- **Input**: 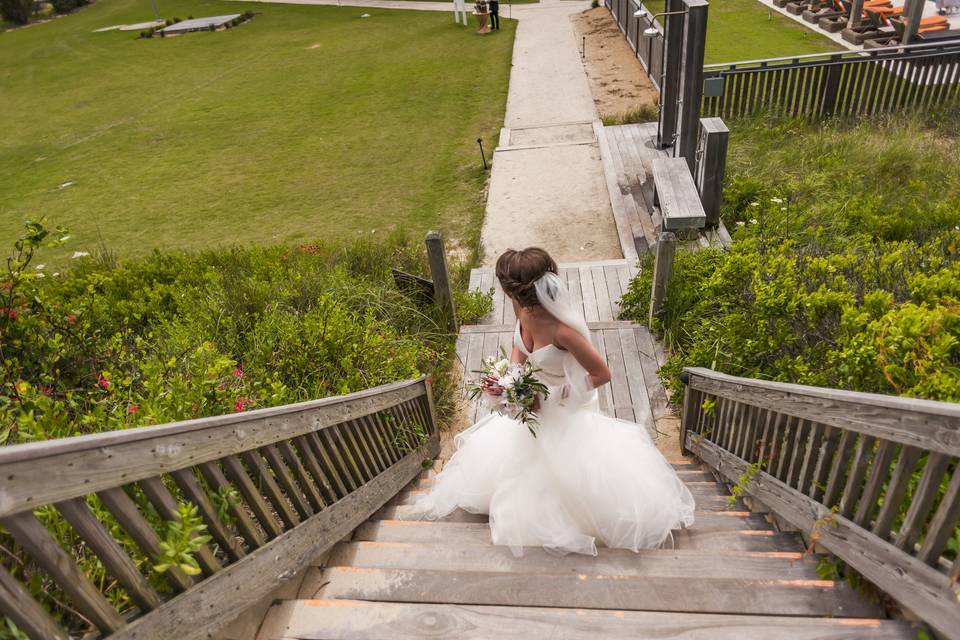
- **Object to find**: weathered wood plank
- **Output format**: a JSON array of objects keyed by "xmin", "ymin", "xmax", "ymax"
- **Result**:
[
  {"xmin": 259, "ymin": 600, "xmax": 913, "ymax": 640},
  {"xmin": 896, "ymin": 452, "xmax": 951, "ymax": 553},
  {"xmin": 109, "ymin": 437, "xmax": 438, "ymax": 640},
  {"xmin": 241, "ymin": 450, "xmax": 301, "ymax": 530},
  {"xmin": 276, "ymin": 440, "xmax": 326, "ymax": 512},
  {"xmin": 651, "ymin": 158, "xmax": 707, "ymax": 230},
  {"xmin": 56, "ymin": 497, "xmax": 162, "ymax": 612},
  {"xmin": 578, "ymin": 265, "xmax": 600, "ymax": 323},
  {"xmin": 170, "ymin": 467, "xmax": 247, "ymax": 562},
  {"xmin": 618, "ymin": 326, "xmax": 652, "ymax": 427},
  {"xmin": 139, "ymin": 475, "xmax": 221, "ymax": 575},
  {"xmin": 222, "ymin": 454, "xmax": 284, "ymax": 540},
  {"xmin": 318, "ymin": 565, "xmax": 880, "ymax": 618},
  {"xmin": 853, "ymin": 439, "xmax": 895, "ymax": 529},
  {"xmin": 97, "ymin": 486, "xmax": 193, "ymax": 592},
  {"xmin": 839, "ymin": 435, "xmax": 874, "ymax": 519},
  {"xmin": 0, "ymin": 563, "xmax": 69, "ymax": 640},
  {"xmin": 1, "ymin": 511, "xmax": 125, "ymax": 633},
  {"xmin": 689, "ymin": 434, "xmax": 960, "ymax": 640},
  {"xmin": 0, "ymin": 379, "xmax": 428, "ymax": 518},
  {"xmin": 198, "ymin": 461, "xmax": 266, "ymax": 549},
  {"xmin": 591, "ymin": 266, "xmax": 613, "ymax": 321},
  {"xmin": 686, "ymin": 367, "xmax": 960, "ymax": 456},
  {"xmin": 917, "ymin": 466, "xmax": 960, "ymax": 565},
  {"xmin": 823, "ymin": 428, "xmax": 856, "ymax": 509},
  {"xmin": 872, "ymin": 445, "xmax": 922, "ymax": 541}
]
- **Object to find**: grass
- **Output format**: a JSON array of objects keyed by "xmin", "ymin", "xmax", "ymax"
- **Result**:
[
  {"xmin": 703, "ymin": 0, "xmax": 842, "ymax": 63},
  {"xmin": 0, "ymin": 0, "xmax": 516, "ymax": 263}
]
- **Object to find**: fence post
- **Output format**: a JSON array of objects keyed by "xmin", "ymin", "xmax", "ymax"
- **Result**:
[
  {"xmin": 676, "ymin": 0, "xmax": 709, "ymax": 173},
  {"xmin": 648, "ymin": 232, "xmax": 677, "ymax": 327},
  {"xmin": 695, "ymin": 118, "xmax": 729, "ymax": 229},
  {"xmin": 658, "ymin": 0, "xmax": 686, "ymax": 148},
  {"xmin": 820, "ymin": 56, "xmax": 843, "ymax": 116},
  {"xmin": 425, "ymin": 231, "xmax": 458, "ymax": 333},
  {"xmin": 679, "ymin": 371, "xmax": 695, "ymax": 455}
]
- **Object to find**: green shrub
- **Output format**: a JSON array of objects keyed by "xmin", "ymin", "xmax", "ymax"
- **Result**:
[
  {"xmin": 600, "ymin": 103, "xmax": 659, "ymax": 126},
  {"xmin": 455, "ymin": 286, "xmax": 494, "ymax": 325},
  {"xmin": 0, "ymin": 220, "xmax": 463, "ymax": 636},
  {"xmin": 0, "ymin": 0, "xmax": 32, "ymax": 24},
  {"xmin": 49, "ymin": 0, "xmax": 77, "ymax": 13}
]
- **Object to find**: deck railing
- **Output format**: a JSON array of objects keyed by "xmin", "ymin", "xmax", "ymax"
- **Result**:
[
  {"xmin": 680, "ymin": 367, "xmax": 960, "ymax": 640},
  {"xmin": 0, "ymin": 377, "xmax": 439, "ymax": 640},
  {"xmin": 606, "ymin": 0, "xmax": 665, "ymax": 91},
  {"xmin": 701, "ymin": 42, "xmax": 960, "ymax": 119}
]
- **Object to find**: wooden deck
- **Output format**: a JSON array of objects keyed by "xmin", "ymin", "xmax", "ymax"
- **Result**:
[
  {"xmin": 597, "ymin": 121, "xmax": 731, "ymax": 258},
  {"xmin": 256, "ymin": 260, "xmax": 912, "ymax": 640}
]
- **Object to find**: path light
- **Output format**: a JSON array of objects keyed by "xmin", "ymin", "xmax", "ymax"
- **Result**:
[
  {"xmin": 634, "ymin": 7, "xmax": 688, "ymax": 38},
  {"xmin": 476, "ymin": 138, "xmax": 488, "ymax": 170}
]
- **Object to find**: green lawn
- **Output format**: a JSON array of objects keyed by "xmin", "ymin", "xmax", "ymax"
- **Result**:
[
  {"xmin": 0, "ymin": 0, "xmax": 515, "ymax": 262},
  {"xmin": 704, "ymin": 0, "xmax": 842, "ymax": 63}
]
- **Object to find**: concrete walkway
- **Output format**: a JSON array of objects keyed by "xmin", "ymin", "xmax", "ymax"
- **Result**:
[{"xmin": 239, "ymin": 0, "xmax": 622, "ymax": 264}]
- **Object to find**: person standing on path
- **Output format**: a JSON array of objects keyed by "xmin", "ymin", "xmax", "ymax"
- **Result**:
[{"xmin": 489, "ymin": 0, "xmax": 500, "ymax": 30}]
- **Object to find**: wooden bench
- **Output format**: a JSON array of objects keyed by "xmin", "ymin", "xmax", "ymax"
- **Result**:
[{"xmin": 651, "ymin": 158, "xmax": 707, "ymax": 232}]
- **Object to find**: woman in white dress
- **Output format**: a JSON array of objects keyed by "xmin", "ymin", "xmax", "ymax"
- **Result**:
[{"xmin": 413, "ymin": 248, "xmax": 695, "ymax": 557}]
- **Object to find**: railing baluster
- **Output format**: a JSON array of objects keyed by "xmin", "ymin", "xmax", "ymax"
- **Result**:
[
  {"xmin": 170, "ymin": 468, "xmax": 247, "ymax": 561},
  {"xmin": 198, "ymin": 461, "xmax": 266, "ymax": 548},
  {"xmin": 852, "ymin": 439, "xmax": 896, "ymax": 528},
  {"xmin": 319, "ymin": 427, "xmax": 361, "ymax": 492},
  {"xmin": 289, "ymin": 435, "xmax": 337, "ymax": 507},
  {"xmin": 809, "ymin": 425, "xmax": 838, "ymax": 501},
  {"xmin": 260, "ymin": 444, "xmax": 314, "ymax": 519},
  {"xmin": 341, "ymin": 420, "xmax": 376, "ymax": 482},
  {"xmin": 785, "ymin": 419, "xmax": 810, "ymax": 488},
  {"xmin": 839, "ymin": 435, "xmax": 874, "ymax": 518},
  {"xmin": 872, "ymin": 445, "xmax": 922, "ymax": 541},
  {"xmin": 916, "ymin": 467, "xmax": 960, "ymax": 565},
  {"xmin": 139, "ymin": 476, "xmax": 221, "ymax": 575},
  {"xmin": 307, "ymin": 431, "xmax": 351, "ymax": 498},
  {"xmin": 1, "ymin": 511, "xmax": 125, "ymax": 634},
  {"xmin": 796, "ymin": 421, "xmax": 824, "ymax": 494},
  {"xmin": 56, "ymin": 497, "xmax": 163, "ymax": 612},
  {"xmin": 240, "ymin": 450, "xmax": 300, "ymax": 529},
  {"xmin": 895, "ymin": 452, "xmax": 951, "ymax": 552},
  {"xmin": 221, "ymin": 455, "xmax": 284, "ymax": 539},
  {"xmin": 0, "ymin": 563, "xmax": 69, "ymax": 640},
  {"xmin": 276, "ymin": 440, "xmax": 326, "ymax": 512},
  {"xmin": 774, "ymin": 416, "xmax": 796, "ymax": 480},
  {"xmin": 823, "ymin": 429, "xmax": 856, "ymax": 509}
]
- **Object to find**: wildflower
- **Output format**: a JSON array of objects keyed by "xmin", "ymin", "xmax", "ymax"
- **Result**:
[
  {"xmin": 771, "ymin": 197, "xmax": 783, "ymax": 204},
  {"xmin": 40, "ymin": 386, "xmax": 53, "ymax": 396},
  {"xmin": 97, "ymin": 374, "xmax": 110, "ymax": 391},
  {"xmin": 35, "ymin": 264, "xmax": 45, "ymax": 270},
  {"xmin": 781, "ymin": 207, "xmax": 787, "ymax": 211},
  {"xmin": 234, "ymin": 397, "xmax": 249, "ymax": 412},
  {"xmin": 750, "ymin": 202, "xmax": 759, "ymax": 207},
  {"xmin": 66, "ymin": 314, "xmax": 77, "ymax": 324},
  {"xmin": 736, "ymin": 221, "xmax": 746, "ymax": 227},
  {"xmin": 127, "ymin": 404, "xmax": 140, "ymax": 414},
  {"xmin": 71, "ymin": 251, "xmax": 90, "ymax": 259},
  {"xmin": 3, "ymin": 308, "xmax": 18, "ymax": 320},
  {"xmin": 233, "ymin": 364, "xmax": 244, "ymax": 379},
  {"xmin": 426, "ymin": 375, "xmax": 434, "ymax": 386},
  {"xmin": 750, "ymin": 219, "xmax": 758, "ymax": 225},
  {"xmin": 35, "ymin": 273, "xmax": 45, "ymax": 279}
]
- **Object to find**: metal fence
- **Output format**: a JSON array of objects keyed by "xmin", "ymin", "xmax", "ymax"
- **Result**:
[
  {"xmin": 701, "ymin": 42, "xmax": 960, "ymax": 119},
  {"xmin": 606, "ymin": 0, "xmax": 665, "ymax": 91}
]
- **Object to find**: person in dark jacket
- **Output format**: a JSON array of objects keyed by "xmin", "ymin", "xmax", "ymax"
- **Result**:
[{"xmin": 489, "ymin": 0, "xmax": 500, "ymax": 30}]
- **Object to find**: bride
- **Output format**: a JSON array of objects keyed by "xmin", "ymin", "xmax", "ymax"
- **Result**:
[{"xmin": 413, "ymin": 247, "xmax": 695, "ymax": 557}]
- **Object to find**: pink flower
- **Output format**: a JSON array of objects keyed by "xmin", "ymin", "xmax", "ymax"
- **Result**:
[
  {"xmin": 97, "ymin": 374, "xmax": 110, "ymax": 391},
  {"xmin": 127, "ymin": 404, "xmax": 139, "ymax": 414},
  {"xmin": 234, "ymin": 397, "xmax": 249, "ymax": 413},
  {"xmin": 39, "ymin": 386, "xmax": 53, "ymax": 396},
  {"xmin": 233, "ymin": 365, "xmax": 244, "ymax": 379},
  {"xmin": 66, "ymin": 314, "xmax": 77, "ymax": 324}
]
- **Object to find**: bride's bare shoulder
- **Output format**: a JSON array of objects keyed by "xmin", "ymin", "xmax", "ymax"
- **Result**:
[{"xmin": 553, "ymin": 321, "xmax": 585, "ymax": 348}]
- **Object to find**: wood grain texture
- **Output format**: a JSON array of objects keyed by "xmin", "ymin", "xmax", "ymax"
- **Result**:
[
  {"xmin": 0, "ymin": 563, "xmax": 68, "ymax": 640},
  {"xmin": 0, "ymin": 379, "xmax": 427, "ymax": 518},
  {"xmin": 109, "ymin": 436, "xmax": 438, "ymax": 640},
  {"xmin": 689, "ymin": 433, "xmax": 960, "ymax": 640}
]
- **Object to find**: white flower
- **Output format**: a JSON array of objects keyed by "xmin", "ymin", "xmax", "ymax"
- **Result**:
[
  {"xmin": 771, "ymin": 197, "xmax": 783, "ymax": 204},
  {"xmin": 781, "ymin": 207, "xmax": 787, "ymax": 211},
  {"xmin": 72, "ymin": 251, "xmax": 90, "ymax": 259},
  {"xmin": 749, "ymin": 219, "xmax": 758, "ymax": 225},
  {"xmin": 493, "ymin": 358, "xmax": 510, "ymax": 375},
  {"xmin": 35, "ymin": 264, "xmax": 45, "ymax": 270},
  {"xmin": 53, "ymin": 272, "xmax": 60, "ymax": 277},
  {"xmin": 750, "ymin": 202, "xmax": 759, "ymax": 207},
  {"xmin": 35, "ymin": 273, "xmax": 45, "ymax": 278},
  {"xmin": 736, "ymin": 221, "xmax": 745, "ymax": 227}
]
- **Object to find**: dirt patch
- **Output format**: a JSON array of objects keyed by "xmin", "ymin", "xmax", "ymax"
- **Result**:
[{"xmin": 572, "ymin": 7, "xmax": 658, "ymax": 119}]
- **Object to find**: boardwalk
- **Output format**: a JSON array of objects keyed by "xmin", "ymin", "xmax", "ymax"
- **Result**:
[{"xmin": 255, "ymin": 260, "xmax": 912, "ymax": 639}]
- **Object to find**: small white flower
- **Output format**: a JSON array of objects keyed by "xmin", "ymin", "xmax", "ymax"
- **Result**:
[
  {"xmin": 35, "ymin": 273, "xmax": 45, "ymax": 278},
  {"xmin": 72, "ymin": 251, "xmax": 90, "ymax": 259},
  {"xmin": 35, "ymin": 264, "xmax": 45, "ymax": 270},
  {"xmin": 53, "ymin": 272, "xmax": 60, "ymax": 277},
  {"xmin": 736, "ymin": 221, "xmax": 745, "ymax": 227},
  {"xmin": 771, "ymin": 197, "xmax": 783, "ymax": 204},
  {"xmin": 781, "ymin": 207, "xmax": 787, "ymax": 211},
  {"xmin": 749, "ymin": 219, "xmax": 758, "ymax": 225},
  {"xmin": 750, "ymin": 202, "xmax": 759, "ymax": 207}
]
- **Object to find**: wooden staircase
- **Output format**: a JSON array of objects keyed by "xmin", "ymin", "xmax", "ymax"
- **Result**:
[
  {"xmin": 255, "ymin": 259, "xmax": 914, "ymax": 640},
  {"xmin": 256, "ymin": 461, "xmax": 914, "ymax": 639}
]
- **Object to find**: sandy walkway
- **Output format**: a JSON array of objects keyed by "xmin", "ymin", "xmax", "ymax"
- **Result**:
[{"xmin": 480, "ymin": 0, "xmax": 621, "ymax": 264}]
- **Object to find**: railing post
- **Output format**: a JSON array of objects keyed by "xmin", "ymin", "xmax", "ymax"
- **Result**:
[
  {"xmin": 679, "ymin": 371, "xmax": 695, "ymax": 456},
  {"xmin": 695, "ymin": 117, "xmax": 728, "ymax": 229},
  {"xmin": 820, "ymin": 56, "xmax": 843, "ymax": 117},
  {"xmin": 658, "ymin": 0, "xmax": 686, "ymax": 149},
  {"xmin": 648, "ymin": 231, "xmax": 677, "ymax": 326},
  {"xmin": 425, "ymin": 231, "xmax": 458, "ymax": 333},
  {"xmin": 676, "ymin": 0, "xmax": 709, "ymax": 173}
]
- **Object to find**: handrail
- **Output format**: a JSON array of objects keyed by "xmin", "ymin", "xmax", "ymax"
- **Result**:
[
  {"xmin": 703, "ymin": 40, "xmax": 960, "ymax": 70},
  {"xmin": 680, "ymin": 367, "xmax": 960, "ymax": 639},
  {"xmin": 0, "ymin": 377, "xmax": 440, "ymax": 640}
]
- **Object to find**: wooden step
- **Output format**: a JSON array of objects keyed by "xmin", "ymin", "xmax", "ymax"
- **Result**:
[
  {"xmin": 352, "ymin": 521, "xmax": 802, "ymax": 552},
  {"xmin": 314, "ymin": 566, "xmax": 881, "ymax": 618},
  {"xmin": 322, "ymin": 541, "xmax": 820, "ymax": 580},
  {"xmin": 374, "ymin": 506, "xmax": 772, "ymax": 531},
  {"xmin": 393, "ymin": 490, "xmax": 746, "ymax": 512},
  {"xmin": 393, "ymin": 483, "xmax": 729, "ymax": 507},
  {"xmin": 411, "ymin": 468, "xmax": 718, "ymax": 490},
  {"xmin": 258, "ymin": 600, "xmax": 915, "ymax": 640}
]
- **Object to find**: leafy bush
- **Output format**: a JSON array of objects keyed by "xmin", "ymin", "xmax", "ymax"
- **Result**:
[
  {"xmin": 455, "ymin": 286, "xmax": 494, "ymax": 324},
  {"xmin": 49, "ymin": 0, "xmax": 77, "ymax": 13},
  {"xmin": 0, "ymin": 0, "xmax": 32, "ymax": 24},
  {"xmin": 0, "ymin": 220, "xmax": 462, "ymax": 637}
]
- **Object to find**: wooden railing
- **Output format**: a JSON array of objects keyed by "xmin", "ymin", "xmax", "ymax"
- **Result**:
[
  {"xmin": 680, "ymin": 367, "xmax": 960, "ymax": 639},
  {"xmin": 606, "ymin": 0, "xmax": 665, "ymax": 91},
  {"xmin": 701, "ymin": 42, "xmax": 960, "ymax": 120},
  {"xmin": 0, "ymin": 377, "xmax": 439, "ymax": 640}
]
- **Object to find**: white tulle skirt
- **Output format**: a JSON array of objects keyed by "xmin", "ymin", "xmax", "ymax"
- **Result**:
[{"xmin": 412, "ymin": 402, "xmax": 696, "ymax": 557}]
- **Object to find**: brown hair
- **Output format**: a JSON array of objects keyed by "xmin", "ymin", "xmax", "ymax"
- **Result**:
[{"xmin": 495, "ymin": 248, "xmax": 558, "ymax": 308}]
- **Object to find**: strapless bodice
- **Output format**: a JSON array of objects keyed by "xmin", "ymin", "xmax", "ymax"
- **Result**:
[{"xmin": 514, "ymin": 322, "xmax": 567, "ymax": 386}]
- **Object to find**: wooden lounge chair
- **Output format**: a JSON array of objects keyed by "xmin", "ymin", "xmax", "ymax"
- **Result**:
[
  {"xmin": 886, "ymin": 14, "xmax": 955, "ymax": 40},
  {"xmin": 820, "ymin": 0, "xmax": 892, "ymax": 32},
  {"xmin": 872, "ymin": 9, "xmax": 950, "ymax": 31},
  {"xmin": 802, "ymin": 0, "xmax": 846, "ymax": 23}
]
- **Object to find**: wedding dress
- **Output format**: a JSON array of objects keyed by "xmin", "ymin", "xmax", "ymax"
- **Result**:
[{"xmin": 412, "ymin": 273, "xmax": 696, "ymax": 557}]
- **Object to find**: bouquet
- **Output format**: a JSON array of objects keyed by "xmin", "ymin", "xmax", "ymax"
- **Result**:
[{"xmin": 466, "ymin": 351, "xmax": 549, "ymax": 436}]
